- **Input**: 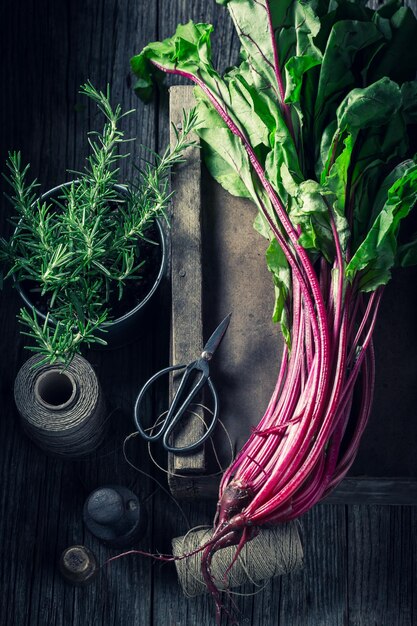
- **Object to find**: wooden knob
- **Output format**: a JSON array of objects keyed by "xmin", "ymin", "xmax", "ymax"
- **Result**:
[{"xmin": 59, "ymin": 545, "xmax": 98, "ymax": 584}]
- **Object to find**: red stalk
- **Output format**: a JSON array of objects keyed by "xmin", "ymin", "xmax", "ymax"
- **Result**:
[
  {"xmin": 146, "ymin": 27, "xmax": 385, "ymax": 621},
  {"xmin": 262, "ymin": 0, "xmax": 295, "ymax": 138}
]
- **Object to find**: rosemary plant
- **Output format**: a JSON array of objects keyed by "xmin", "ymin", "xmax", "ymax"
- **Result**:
[{"xmin": 1, "ymin": 82, "xmax": 197, "ymax": 365}]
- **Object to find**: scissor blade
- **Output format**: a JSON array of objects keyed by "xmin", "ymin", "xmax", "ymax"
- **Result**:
[{"xmin": 203, "ymin": 313, "xmax": 232, "ymax": 357}]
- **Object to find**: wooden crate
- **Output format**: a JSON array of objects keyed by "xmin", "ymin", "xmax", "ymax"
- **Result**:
[{"xmin": 168, "ymin": 86, "xmax": 417, "ymax": 505}]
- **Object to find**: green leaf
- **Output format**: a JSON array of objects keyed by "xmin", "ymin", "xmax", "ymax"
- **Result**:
[
  {"xmin": 320, "ymin": 78, "xmax": 404, "ymax": 253},
  {"xmin": 335, "ymin": 77, "xmax": 402, "ymax": 133},
  {"xmin": 222, "ymin": 0, "xmax": 286, "ymax": 99},
  {"xmin": 253, "ymin": 212, "xmax": 271, "ymax": 240},
  {"xmin": 401, "ymin": 81, "xmax": 417, "ymax": 126},
  {"xmin": 397, "ymin": 236, "xmax": 417, "ymax": 268},
  {"xmin": 271, "ymin": 0, "xmax": 322, "ymax": 68},
  {"xmin": 265, "ymin": 238, "xmax": 291, "ymax": 345},
  {"xmin": 195, "ymin": 94, "xmax": 258, "ymax": 201},
  {"xmin": 285, "ymin": 175, "xmax": 335, "ymax": 260},
  {"xmin": 131, "ymin": 22, "xmax": 217, "ymax": 93},
  {"xmin": 131, "ymin": 0, "xmax": 417, "ymax": 306},
  {"xmin": 219, "ymin": 0, "xmax": 322, "ymax": 106},
  {"xmin": 368, "ymin": 6, "xmax": 417, "ymax": 85},
  {"xmin": 372, "ymin": 159, "xmax": 416, "ymax": 224},
  {"xmin": 346, "ymin": 163, "xmax": 417, "ymax": 290},
  {"xmin": 314, "ymin": 19, "xmax": 385, "ymax": 140},
  {"xmin": 285, "ymin": 55, "xmax": 322, "ymax": 105},
  {"xmin": 202, "ymin": 140, "xmax": 252, "ymax": 199}
]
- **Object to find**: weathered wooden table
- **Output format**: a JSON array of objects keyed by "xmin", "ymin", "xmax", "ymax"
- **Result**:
[{"xmin": 0, "ymin": 1, "xmax": 416, "ymax": 625}]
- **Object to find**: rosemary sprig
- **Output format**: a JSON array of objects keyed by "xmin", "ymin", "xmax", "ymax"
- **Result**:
[
  {"xmin": 19, "ymin": 307, "xmax": 108, "ymax": 367},
  {"xmin": 2, "ymin": 82, "xmax": 198, "ymax": 364}
]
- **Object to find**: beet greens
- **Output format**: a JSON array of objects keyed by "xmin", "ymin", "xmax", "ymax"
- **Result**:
[{"xmin": 132, "ymin": 0, "xmax": 417, "ymax": 621}]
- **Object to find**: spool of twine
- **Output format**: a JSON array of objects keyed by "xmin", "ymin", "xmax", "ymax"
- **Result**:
[
  {"xmin": 172, "ymin": 522, "xmax": 303, "ymax": 597},
  {"xmin": 14, "ymin": 354, "xmax": 107, "ymax": 458}
]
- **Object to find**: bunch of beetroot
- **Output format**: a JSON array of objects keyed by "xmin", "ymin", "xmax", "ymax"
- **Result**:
[{"xmin": 132, "ymin": 0, "xmax": 417, "ymax": 621}]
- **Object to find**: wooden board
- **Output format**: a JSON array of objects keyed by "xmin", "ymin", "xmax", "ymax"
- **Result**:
[
  {"xmin": 169, "ymin": 86, "xmax": 417, "ymax": 504},
  {"xmin": 169, "ymin": 87, "xmax": 205, "ymax": 485},
  {"xmin": 1, "ymin": 2, "xmax": 417, "ymax": 626}
]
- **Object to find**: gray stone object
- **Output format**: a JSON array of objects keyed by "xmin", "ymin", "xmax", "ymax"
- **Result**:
[{"xmin": 83, "ymin": 486, "xmax": 146, "ymax": 548}]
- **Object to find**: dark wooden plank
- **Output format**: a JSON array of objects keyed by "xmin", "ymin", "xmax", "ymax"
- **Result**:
[
  {"xmin": 0, "ymin": 1, "xmax": 158, "ymax": 625},
  {"xmin": 169, "ymin": 85, "xmax": 205, "ymax": 477},
  {"xmin": 347, "ymin": 505, "xmax": 416, "ymax": 626},
  {"xmin": 413, "ymin": 508, "xmax": 417, "ymax": 626},
  {"xmin": 326, "ymin": 478, "xmax": 417, "ymax": 505},
  {"xmin": 351, "ymin": 265, "xmax": 417, "ymax": 480},
  {"xmin": 270, "ymin": 505, "xmax": 347, "ymax": 626},
  {"xmin": 201, "ymin": 169, "xmax": 283, "ymax": 455}
]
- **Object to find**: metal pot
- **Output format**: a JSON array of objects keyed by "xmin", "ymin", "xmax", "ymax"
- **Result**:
[{"xmin": 14, "ymin": 181, "xmax": 168, "ymax": 349}]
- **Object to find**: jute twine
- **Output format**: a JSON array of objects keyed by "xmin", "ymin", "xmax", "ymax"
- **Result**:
[
  {"xmin": 14, "ymin": 354, "xmax": 106, "ymax": 458},
  {"xmin": 172, "ymin": 523, "xmax": 303, "ymax": 597}
]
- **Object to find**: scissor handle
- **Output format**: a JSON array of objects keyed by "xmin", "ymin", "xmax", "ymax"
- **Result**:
[
  {"xmin": 162, "ymin": 376, "xmax": 219, "ymax": 454},
  {"xmin": 133, "ymin": 361, "xmax": 219, "ymax": 454},
  {"xmin": 133, "ymin": 364, "xmax": 186, "ymax": 441}
]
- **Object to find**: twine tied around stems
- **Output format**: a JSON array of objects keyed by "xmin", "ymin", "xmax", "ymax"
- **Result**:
[{"xmin": 172, "ymin": 523, "xmax": 303, "ymax": 597}]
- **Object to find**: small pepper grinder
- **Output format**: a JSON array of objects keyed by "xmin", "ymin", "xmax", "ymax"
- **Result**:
[
  {"xmin": 83, "ymin": 485, "xmax": 146, "ymax": 548},
  {"xmin": 59, "ymin": 545, "xmax": 98, "ymax": 585}
]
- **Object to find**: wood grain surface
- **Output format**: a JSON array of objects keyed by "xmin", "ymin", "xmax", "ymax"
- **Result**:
[
  {"xmin": 169, "ymin": 86, "xmax": 205, "ymax": 476},
  {"xmin": 0, "ymin": 1, "xmax": 416, "ymax": 625}
]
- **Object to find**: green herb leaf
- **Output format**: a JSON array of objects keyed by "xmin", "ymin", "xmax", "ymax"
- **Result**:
[{"xmin": 2, "ymin": 83, "xmax": 197, "ymax": 365}]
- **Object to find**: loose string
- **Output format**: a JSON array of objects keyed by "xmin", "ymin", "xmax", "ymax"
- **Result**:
[
  {"xmin": 121, "ymin": 407, "xmax": 234, "ymax": 527},
  {"xmin": 140, "ymin": 403, "xmax": 235, "ymax": 479},
  {"xmin": 123, "ymin": 431, "xmax": 191, "ymax": 528},
  {"xmin": 103, "ymin": 406, "xmax": 236, "ymax": 566}
]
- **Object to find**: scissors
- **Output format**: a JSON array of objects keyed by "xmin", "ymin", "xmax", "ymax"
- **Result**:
[{"xmin": 133, "ymin": 313, "xmax": 231, "ymax": 455}]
